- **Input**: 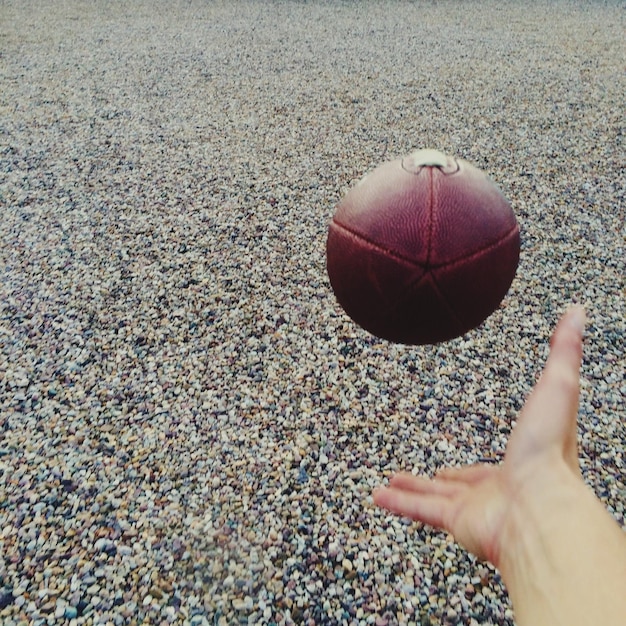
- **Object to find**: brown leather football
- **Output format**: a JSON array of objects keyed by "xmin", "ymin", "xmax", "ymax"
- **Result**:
[{"xmin": 326, "ymin": 149, "xmax": 520, "ymax": 345}]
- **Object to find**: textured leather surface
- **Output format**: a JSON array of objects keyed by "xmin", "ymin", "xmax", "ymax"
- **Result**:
[{"xmin": 326, "ymin": 154, "xmax": 520, "ymax": 344}]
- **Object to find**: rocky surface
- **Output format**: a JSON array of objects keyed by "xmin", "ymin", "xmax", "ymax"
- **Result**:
[{"xmin": 1, "ymin": 1, "xmax": 624, "ymax": 624}]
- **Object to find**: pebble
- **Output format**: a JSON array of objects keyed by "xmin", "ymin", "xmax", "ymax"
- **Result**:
[
  {"xmin": 0, "ymin": 2, "xmax": 623, "ymax": 626},
  {"xmin": 64, "ymin": 606, "xmax": 78, "ymax": 619}
]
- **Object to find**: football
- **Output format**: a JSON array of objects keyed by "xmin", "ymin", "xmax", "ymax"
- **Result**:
[{"xmin": 326, "ymin": 149, "xmax": 520, "ymax": 345}]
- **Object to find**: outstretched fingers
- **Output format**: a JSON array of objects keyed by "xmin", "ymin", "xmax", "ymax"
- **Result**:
[
  {"xmin": 436, "ymin": 464, "xmax": 495, "ymax": 485},
  {"xmin": 388, "ymin": 465, "xmax": 496, "ymax": 492},
  {"xmin": 387, "ymin": 472, "xmax": 462, "ymax": 496},
  {"xmin": 373, "ymin": 467, "xmax": 494, "ymax": 529},
  {"xmin": 373, "ymin": 484, "xmax": 454, "ymax": 529}
]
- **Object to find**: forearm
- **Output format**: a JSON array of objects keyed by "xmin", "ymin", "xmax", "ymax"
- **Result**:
[{"xmin": 499, "ymin": 465, "xmax": 626, "ymax": 626}]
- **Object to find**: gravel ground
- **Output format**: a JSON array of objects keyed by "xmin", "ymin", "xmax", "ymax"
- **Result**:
[{"xmin": 1, "ymin": 1, "xmax": 624, "ymax": 624}]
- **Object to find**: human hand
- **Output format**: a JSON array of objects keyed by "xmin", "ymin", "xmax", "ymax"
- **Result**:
[{"xmin": 373, "ymin": 306, "xmax": 586, "ymax": 568}]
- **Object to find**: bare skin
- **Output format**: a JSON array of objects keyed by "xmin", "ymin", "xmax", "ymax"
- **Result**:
[{"xmin": 374, "ymin": 307, "xmax": 626, "ymax": 625}]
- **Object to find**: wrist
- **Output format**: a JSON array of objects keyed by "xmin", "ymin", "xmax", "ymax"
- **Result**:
[
  {"xmin": 496, "ymin": 461, "xmax": 626, "ymax": 626},
  {"xmin": 496, "ymin": 459, "xmax": 583, "ymax": 579}
]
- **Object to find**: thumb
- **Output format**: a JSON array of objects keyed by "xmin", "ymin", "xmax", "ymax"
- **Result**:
[{"xmin": 509, "ymin": 306, "xmax": 586, "ymax": 473}]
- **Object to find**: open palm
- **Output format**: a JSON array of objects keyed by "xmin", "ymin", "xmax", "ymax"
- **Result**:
[{"xmin": 373, "ymin": 306, "xmax": 586, "ymax": 569}]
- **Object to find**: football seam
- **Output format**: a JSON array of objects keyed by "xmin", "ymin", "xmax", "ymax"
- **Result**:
[
  {"xmin": 428, "ymin": 272, "xmax": 468, "ymax": 336},
  {"xmin": 330, "ymin": 219, "xmax": 427, "ymax": 269},
  {"xmin": 388, "ymin": 269, "xmax": 465, "ymax": 338},
  {"xmin": 426, "ymin": 167, "xmax": 434, "ymax": 267},
  {"xmin": 429, "ymin": 227, "xmax": 520, "ymax": 335},
  {"xmin": 330, "ymin": 219, "xmax": 519, "ymax": 271},
  {"xmin": 434, "ymin": 223, "xmax": 520, "ymax": 271}
]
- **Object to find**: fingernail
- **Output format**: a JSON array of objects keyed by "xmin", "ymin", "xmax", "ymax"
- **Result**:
[{"xmin": 567, "ymin": 306, "xmax": 586, "ymax": 333}]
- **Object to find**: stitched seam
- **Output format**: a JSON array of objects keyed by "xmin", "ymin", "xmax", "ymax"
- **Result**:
[
  {"xmin": 383, "ymin": 269, "xmax": 430, "ymax": 321},
  {"xmin": 431, "ymin": 223, "xmax": 520, "ymax": 270},
  {"xmin": 427, "ymin": 167, "xmax": 434, "ymax": 266},
  {"xmin": 430, "ymin": 273, "xmax": 466, "ymax": 332},
  {"xmin": 332, "ymin": 220, "xmax": 519, "ymax": 272},
  {"xmin": 330, "ymin": 219, "xmax": 426, "ymax": 269},
  {"xmin": 385, "ymin": 269, "xmax": 465, "ymax": 336}
]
